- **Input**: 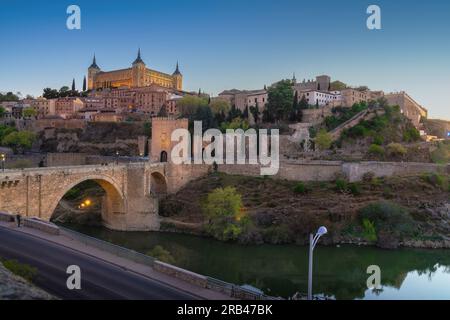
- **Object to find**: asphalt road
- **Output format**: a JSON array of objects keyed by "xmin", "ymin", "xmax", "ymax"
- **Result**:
[{"xmin": 0, "ymin": 226, "xmax": 199, "ymax": 300}]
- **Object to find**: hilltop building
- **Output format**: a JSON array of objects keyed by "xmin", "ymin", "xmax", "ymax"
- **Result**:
[
  {"xmin": 87, "ymin": 50, "xmax": 183, "ymax": 91},
  {"xmin": 385, "ymin": 91, "xmax": 428, "ymax": 129},
  {"xmin": 217, "ymin": 89, "xmax": 268, "ymax": 111}
]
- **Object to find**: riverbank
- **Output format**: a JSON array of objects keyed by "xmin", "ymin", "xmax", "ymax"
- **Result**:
[{"xmin": 159, "ymin": 172, "xmax": 449, "ymax": 249}]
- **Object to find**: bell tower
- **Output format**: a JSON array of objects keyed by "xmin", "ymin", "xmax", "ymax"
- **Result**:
[
  {"xmin": 132, "ymin": 48, "xmax": 146, "ymax": 87},
  {"xmin": 87, "ymin": 54, "xmax": 101, "ymax": 90},
  {"xmin": 172, "ymin": 61, "xmax": 183, "ymax": 90}
]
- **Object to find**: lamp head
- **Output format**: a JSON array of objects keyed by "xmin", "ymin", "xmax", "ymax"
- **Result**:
[{"xmin": 317, "ymin": 226, "xmax": 328, "ymax": 236}]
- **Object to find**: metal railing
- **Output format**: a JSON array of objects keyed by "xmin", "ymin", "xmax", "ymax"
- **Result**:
[
  {"xmin": 59, "ymin": 226, "xmax": 280, "ymax": 300},
  {"xmin": 59, "ymin": 226, "xmax": 155, "ymax": 267}
]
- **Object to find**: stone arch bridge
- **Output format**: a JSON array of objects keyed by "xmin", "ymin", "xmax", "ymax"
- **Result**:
[{"xmin": 0, "ymin": 162, "xmax": 209, "ymax": 231}]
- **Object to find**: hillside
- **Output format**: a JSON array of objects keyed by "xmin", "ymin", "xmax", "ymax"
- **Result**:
[{"xmin": 160, "ymin": 172, "xmax": 450, "ymax": 249}]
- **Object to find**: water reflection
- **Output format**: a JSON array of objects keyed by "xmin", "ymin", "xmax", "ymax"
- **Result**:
[{"xmin": 67, "ymin": 225, "xmax": 450, "ymax": 300}]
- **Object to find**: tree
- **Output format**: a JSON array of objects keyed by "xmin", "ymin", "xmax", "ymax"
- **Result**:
[
  {"xmin": 315, "ymin": 129, "xmax": 332, "ymax": 150},
  {"xmin": 143, "ymin": 121, "xmax": 152, "ymax": 137},
  {"xmin": 226, "ymin": 105, "xmax": 242, "ymax": 122},
  {"xmin": 71, "ymin": 79, "xmax": 76, "ymax": 91},
  {"xmin": 0, "ymin": 92, "xmax": 19, "ymax": 102},
  {"xmin": 0, "ymin": 107, "xmax": 5, "ymax": 118},
  {"xmin": 298, "ymin": 95, "xmax": 308, "ymax": 110},
  {"xmin": 242, "ymin": 106, "xmax": 249, "ymax": 119},
  {"xmin": 42, "ymin": 88, "xmax": 59, "ymax": 99},
  {"xmin": 330, "ymin": 81, "xmax": 347, "ymax": 91},
  {"xmin": 2, "ymin": 131, "xmax": 36, "ymax": 154},
  {"xmin": 249, "ymin": 103, "xmax": 260, "ymax": 124},
  {"xmin": 203, "ymin": 187, "xmax": 247, "ymax": 241},
  {"xmin": 59, "ymin": 86, "xmax": 70, "ymax": 98},
  {"xmin": 194, "ymin": 106, "xmax": 216, "ymax": 132},
  {"xmin": 289, "ymin": 91, "xmax": 299, "ymax": 121},
  {"xmin": 220, "ymin": 117, "xmax": 250, "ymax": 131},
  {"xmin": 214, "ymin": 110, "xmax": 226, "ymax": 126},
  {"xmin": 265, "ymin": 79, "xmax": 294, "ymax": 122},
  {"xmin": 82, "ymin": 76, "xmax": 87, "ymax": 92},
  {"xmin": 177, "ymin": 95, "xmax": 208, "ymax": 118},
  {"xmin": 23, "ymin": 107, "xmax": 37, "ymax": 118},
  {"xmin": 157, "ymin": 105, "xmax": 168, "ymax": 117},
  {"xmin": 262, "ymin": 107, "xmax": 274, "ymax": 123},
  {"xmin": 209, "ymin": 99, "xmax": 231, "ymax": 115},
  {"xmin": 0, "ymin": 124, "xmax": 16, "ymax": 142}
]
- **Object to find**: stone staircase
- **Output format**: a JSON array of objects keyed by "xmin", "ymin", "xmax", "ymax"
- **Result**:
[{"xmin": 329, "ymin": 108, "xmax": 384, "ymax": 141}]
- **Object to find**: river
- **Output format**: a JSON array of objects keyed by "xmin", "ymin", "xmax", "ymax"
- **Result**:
[{"xmin": 64, "ymin": 225, "xmax": 450, "ymax": 300}]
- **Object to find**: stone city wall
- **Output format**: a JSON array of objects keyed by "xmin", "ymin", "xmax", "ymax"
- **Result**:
[
  {"xmin": 343, "ymin": 161, "xmax": 448, "ymax": 182},
  {"xmin": 218, "ymin": 160, "xmax": 448, "ymax": 182}
]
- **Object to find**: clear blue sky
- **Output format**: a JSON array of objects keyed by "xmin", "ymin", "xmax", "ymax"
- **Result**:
[{"xmin": 0, "ymin": 0, "xmax": 449, "ymax": 119}]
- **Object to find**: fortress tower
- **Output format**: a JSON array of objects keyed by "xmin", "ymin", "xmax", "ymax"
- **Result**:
[
  {"xmin": 150, "ymin": 117, "xmax": 189, "ymax": 163},
  {"xmin": 87, "ymin": 54, "xmax": 101, "ymax": 90}
]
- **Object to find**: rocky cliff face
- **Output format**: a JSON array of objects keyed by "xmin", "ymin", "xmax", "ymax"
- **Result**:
[
  {"xmin": 0, "ymin": 264, "xmax": 54, "ymax": 300},
  {"xmin": 38, "ymin": 122, "xmax": 148, "ymax": 156}
]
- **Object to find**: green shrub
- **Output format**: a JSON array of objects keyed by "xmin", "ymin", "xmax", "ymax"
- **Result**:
[
  {"xmin": 262, "ymin": 225, "xmax": 292, "ymax": 244},
  {"xmin": 293, "ymin": 181, "xmax": 308, "ymax": 194},
  {"xmin": 203, "ymin": 187, "xmax": 248, "ymax": 241},
  {"xmin": 387, "ymin": 143, "xmax": 407, "ymax": 157},
  {"xmin": 315, "ymin": 129, "xmax": 333, "ymax": 150},
  {"xmin": 422, "ymin": 173, "xmax": 446, "ymax": 189},
  {"xmin": 348, "ymin": 183, "xmax": 361, "ymax": 196},
  {"xmin": 431, "ymin": 142, "xmax": 450, "ymax": 164},
  {"xmin": 359, "ymin": 201, "xmax": 415, "ymax": 237},
  {"xmin": 403, "ymin": 128, "xmax": 421, "ymax": 142},
  {"xmin": 147, "ymin": 245, "xmax": 175, "ymax": 264},
  {"xmin": 362, "ymin": 219, "xmax": 377, "ymax": 242},
  {"xmin": 362, "ymin": 172, "xmax": 375, "ymax": 183},
  {"xmin": 368, "ymin": 144, "xmax": 385, "ymax": 156},
  {"xmin": 335, "ymin": 179, "xmax": 348, "ymax": 192},
  {"xmin": 373, "ymin": 135, "xmax": 384, "ymax": 146},
  {"xmin": 1, "ymin": 259, "xmax": 38, "ymax": 282}
]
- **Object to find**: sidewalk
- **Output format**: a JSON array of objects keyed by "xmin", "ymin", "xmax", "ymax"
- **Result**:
[{"xmin": 0, "ymin": 220, "xmax": 232, "ymax": 300}]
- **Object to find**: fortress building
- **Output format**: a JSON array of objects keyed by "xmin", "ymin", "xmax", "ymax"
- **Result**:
[{"xmin": 87, "ymin": 49, "xmax": 183, "ymax": 91}]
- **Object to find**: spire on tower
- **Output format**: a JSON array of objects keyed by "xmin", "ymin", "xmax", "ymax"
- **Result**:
[
  {"xmin": 133, "ymin": 48, "xmax": 145, "ymax": 65},
  {"xmin": 173, "ymin": 61, "xmax": 182, "ymax": 75},
  {"xmin": 89, "ymin": 53, "xmax": 100, "ymax": 69}
]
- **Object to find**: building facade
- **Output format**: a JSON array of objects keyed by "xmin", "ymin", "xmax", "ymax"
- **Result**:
[
  {"xmin": 86, "ymin": 84, "xmax": 174, "ymax": 116},
  {"xmin": 32, "ymin": 98, "xmax": 56, "ymax": 118},
  {"xmin": 293, "ymin": 75, "xmax": 331, "ymax": 92},
  {"xmin": 385, "ymin": 91, "xmax": 428, "ymax": 128},
  {"xmin": 298, "ymin": 90, "xmax": 342, "ymax": 107},
  {"xmin": 217, "ymin": 88, "xmax": 268, "ymax": 111},
  {"xmin": 87, "ymin": 50, "xmax": 183, "ymax": 91},
  {"xmin": 54, "ymin": 97, "xmax": 85, "ymax": 119}
]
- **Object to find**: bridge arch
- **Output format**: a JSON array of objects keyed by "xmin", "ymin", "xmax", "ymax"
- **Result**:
[
  {"xmin": 150, "ymin": 171, "xmax": 167, "ymax": 197},
  {"xmin": 46, "ymin": 174, "xmax": 125, "ymax": 229}
]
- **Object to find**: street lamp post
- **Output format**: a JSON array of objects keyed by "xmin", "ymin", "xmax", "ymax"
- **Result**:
[
  {"xmin": 1, "ymin": 153, "xmax": 5, "ymax": 172},
  {"xmin": 115, "ymin": 151, "xmax": 119, "ymax": 165},
  {"xmin": 308, "ymin": 226, "xmax": 327, "ymax": 300}
]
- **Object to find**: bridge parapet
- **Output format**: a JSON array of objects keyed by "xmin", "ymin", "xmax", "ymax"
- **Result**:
[{"xmin": 0, "ymin": 161, "xmax": 208, "ymax": 231}]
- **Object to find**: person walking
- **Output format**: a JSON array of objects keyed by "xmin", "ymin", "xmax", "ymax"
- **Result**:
[{"xmin": 16, "ymin": 214, "xmax": 21, "ymax": 227}]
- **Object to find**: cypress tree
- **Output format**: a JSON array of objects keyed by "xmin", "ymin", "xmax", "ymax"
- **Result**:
[
  {"xmin": 72, "ymin": 78, "xmax": 76, "ymax": 91},
  {"xmin": 243, "ymin": 106, "xmax": 249, "ymax": 119},
  {"xmin": 83, "ymin": 76, "xmax": 87, "ymax": 92}
]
